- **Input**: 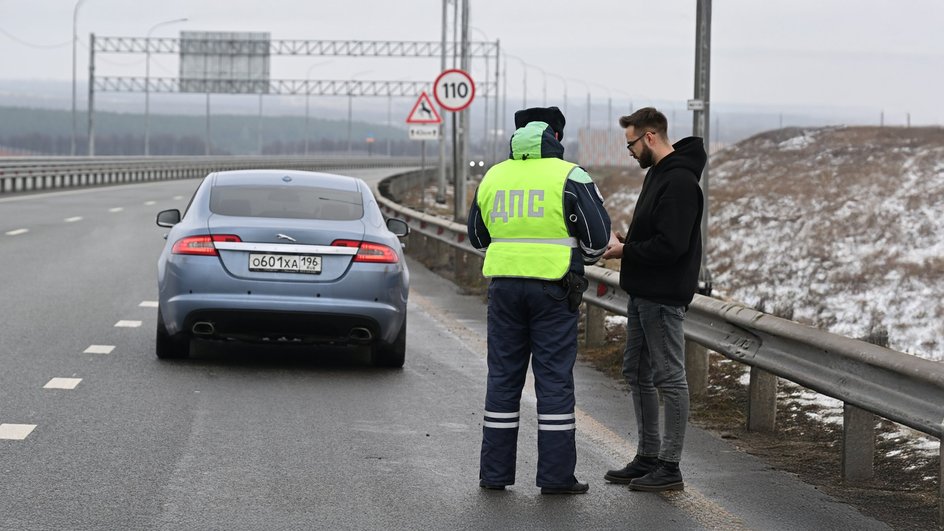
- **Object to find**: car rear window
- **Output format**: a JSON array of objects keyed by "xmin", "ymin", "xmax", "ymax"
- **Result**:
[{"xmin": 209, "ymin": 185, "xmax": 364, "ymax": 220}]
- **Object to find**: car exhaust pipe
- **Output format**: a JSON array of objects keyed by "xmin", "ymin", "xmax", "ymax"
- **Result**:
[
  {"xmin": 349, "ymin": 327, "xmax": 373, "ymax": 342},
  {"xmin": 192, "ymin": 321, "xmax": 215, "ymax": 336}
]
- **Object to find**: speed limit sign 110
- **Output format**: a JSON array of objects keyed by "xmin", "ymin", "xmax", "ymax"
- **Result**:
[{"xmin": 433, "ymin": 69, "xmax": 476, "ymax": 112}]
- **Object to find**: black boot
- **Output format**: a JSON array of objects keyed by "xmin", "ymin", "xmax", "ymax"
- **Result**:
[
  {"xmin": 540, "ymin": 479, "xmax": 590, "ymax": 495},
  {"xmin": 604, "ymin": 455, "xmax": 659, "ymax": 484},
  {"xmin": 628, "ymin": 460, "xmax": 684, "ymax": 491}
]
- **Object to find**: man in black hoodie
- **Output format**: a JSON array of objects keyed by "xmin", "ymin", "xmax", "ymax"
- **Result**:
[{"xmin": 601, "ymin": 107, "xmax": 706, "ymax": 492}]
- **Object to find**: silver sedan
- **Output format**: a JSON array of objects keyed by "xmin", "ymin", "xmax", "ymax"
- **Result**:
[{"xmin": 154, "ymin": 169, "xmax": 410, "ymax": 367}]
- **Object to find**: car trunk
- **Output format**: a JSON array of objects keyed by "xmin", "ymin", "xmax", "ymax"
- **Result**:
[{"xmin": 207, "ymin": 214, "xmax": 365, "ymax": 282}]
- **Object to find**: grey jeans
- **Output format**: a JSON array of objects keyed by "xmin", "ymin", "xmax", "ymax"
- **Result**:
[{"xmin": 622, "ymin": 295, "xmax": 689, "ymax": 463}]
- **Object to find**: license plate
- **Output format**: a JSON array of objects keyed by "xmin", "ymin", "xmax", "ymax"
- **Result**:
[{"xmin": 249, "ymin": 253, "xmax": 322, "ymax": 274}]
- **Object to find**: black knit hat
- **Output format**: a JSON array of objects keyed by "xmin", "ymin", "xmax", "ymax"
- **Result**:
[{"xmin": 514, "ymin": 106, "xmax": 566, "ymax": 140}]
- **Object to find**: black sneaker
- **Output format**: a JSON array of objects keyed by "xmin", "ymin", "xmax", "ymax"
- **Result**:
[
  {"xmin": 540, "ymin": 480, "xmax": 590, "ymax": 495},
  {"xmin": 628, "ymin": 460, "xmax": 684, "ymax": 492},
  {"xmin": 604, "ymin": 455, "xmax": 659, "ymax": 484}
]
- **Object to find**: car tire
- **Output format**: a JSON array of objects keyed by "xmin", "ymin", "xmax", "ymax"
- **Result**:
[
  {"xmin": 371, "ymin": 317, "xmax": 406, "ymax": 368},
  {"xmin": 156, "ymin": 308, "xmax": 190, "ymax": 359}
]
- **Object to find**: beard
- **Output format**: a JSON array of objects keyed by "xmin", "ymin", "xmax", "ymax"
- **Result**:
[{"xmin": 635, "ymin": 144, "xmax": 655, "ymax": 169}]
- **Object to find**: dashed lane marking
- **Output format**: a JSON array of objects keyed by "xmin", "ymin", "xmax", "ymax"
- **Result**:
[
  {"xmin": 139, "ymin": 301, "xmax": 159, "ymax": 308},
  {"xmin": 144, "ymin": 201, "xmax": 156, "ymax": 206},
  {"xmin": 5, "ymin": 228, "xmax": 28, "ymax": 236},
  {"xmin": 114, "ymin": 320, "xmax": 142, "ymax": 328},
  {"xmin": 173, "ymin": 196, "xmax": 184, "ymax": 200},
  {"xmin": 44, "ymin": 378, "xmax": 82, "ymax": 390},
  {"xmin": 83, "ymin": 345, "xmax": 115, "ymax": 354},
  {"xmin": 64, "ymin": 216, "xmax": 83, "ymax": 223},
  {"xmin": 108, "ymin": 207, "xmax": 124, "ymax": 213},
  {"xmin": 0, "ymin": 424, "xmax": 36, "ymax": 440}
]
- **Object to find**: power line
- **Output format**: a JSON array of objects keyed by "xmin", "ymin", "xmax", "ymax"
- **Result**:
[{"xmin": 0, "ymin": 26, "xmax": 70, "ymax": 49}]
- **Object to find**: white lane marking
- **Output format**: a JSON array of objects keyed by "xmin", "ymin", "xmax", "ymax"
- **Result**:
[
  {"xmin": 114, "ymin": 320, "xmax": 142, "ymax": 328},
  {"xmin": 108, "ymin": 207, "xmax": 124, "ymax": 213},
  {"xmin": 144, "ymin": 201, "xmax": 156, "ymax": 206},
  {"xmin": 64, "ymin": 216, "xmax": 83, "ymax": 223},
  {"xmin": 173, "ymin": 195, "xmax": 183, "ymax": 200},
  {"xmin": 139, "ymin": 301, "xmax": 159, "ymax": 308},
  {"xmin": 44, "ymin": 378, "xmax": 82, "ymax": 390},
  {"xmin": 83, "ymin": 345, "xmax": 115, "ymax": 354},
  {"xmin": 5, "ymin": 228, "xmax": 28, "ymax": 236},
  {"xmin": 0, "ymin": 424, "xmax": 36, "ymax": 440}
]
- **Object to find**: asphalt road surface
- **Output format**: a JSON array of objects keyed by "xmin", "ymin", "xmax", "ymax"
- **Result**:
[{"xmin": 0, "ymin": 169, "xmax": 890, "ymax": 530}]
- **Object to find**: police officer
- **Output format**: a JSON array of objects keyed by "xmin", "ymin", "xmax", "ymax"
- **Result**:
[{"xmin": 467, "ymin": 106, "xmax": 611, "ymax": 494}]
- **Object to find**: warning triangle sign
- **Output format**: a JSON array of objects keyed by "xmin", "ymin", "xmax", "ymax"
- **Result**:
[{"xmin": 406, "ymin": 92, "xmax": 442, "ymax": 124}]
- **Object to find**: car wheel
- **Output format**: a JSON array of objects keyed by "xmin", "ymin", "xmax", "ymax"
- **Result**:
[
  {"xmin": 371, "ymin": 317, "xmax": 406, "ymax": 368},
  {"xmin": 156, "ymin": 308, "xmax": 190, "ymax": 359}
]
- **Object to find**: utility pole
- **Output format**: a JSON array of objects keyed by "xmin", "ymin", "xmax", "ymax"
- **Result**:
[
  {"xmin": 455, "ymin": 0, "xmax": 470, "ymax": 223},
  {"xmin": 692, "ymin": 0, "xmax": 712, "ymax": 288},
  {"xmin": 87, "ymin": 33, "xmax": 95, "ymax": 156},
  {"xmin": 687, "ymin": 0, "xmax": 712, "ymax": 398},
  {"xmin": 436, "ymin": 0, "xmax": 448, "ymax": 203}
]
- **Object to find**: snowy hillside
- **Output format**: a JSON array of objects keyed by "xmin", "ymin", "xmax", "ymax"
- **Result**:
[{"xmin": 594, "ymin": 126, "xmax": 944, "ymax": 362}]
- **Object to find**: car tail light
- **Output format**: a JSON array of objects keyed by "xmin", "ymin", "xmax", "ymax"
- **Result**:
[
  {"xmin": 331, "ymin": 239, "xmax": 399, "ymax": 264},
  {"xmin": 172, "ymin": 234, "xmax": 241, "ymax": 256}
]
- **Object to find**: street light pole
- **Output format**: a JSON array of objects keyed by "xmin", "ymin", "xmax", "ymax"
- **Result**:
[
  {"xmin": 505, "ymin": 53, "xmax": 528, "ymax": 109},
  {"xmin": 531, "ymin": 64, "xmax": 547, "ymax": 107},
  {"xmin": 303, "ymin": 60, "xmax": 331, "ymax": 156},
  {"xmin": 591, "ymin": 82, "xmax": 612, "ymax": 130},
  {"xmin": 145, "ymin": 17, "xmax": 187, "ymax": 156},
  {"xmin": 547, "ymin": 72, "xmax": 568, "ymax": 117},
  {"xmin": 347, "ymin": 71, "xmax": 371, "ymax": 154},
  {"xmin": 569, "ymin": 78, "xmax": 591, "ymax": 132},
  {"xmin": 71, "ymin": 0, "xmax": 88, "ymax": 156}
]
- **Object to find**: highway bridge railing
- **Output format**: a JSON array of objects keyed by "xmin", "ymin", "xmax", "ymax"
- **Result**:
[
  {"xmin": 377, "ymin": 168, "xmax": 944, "ymax": 523},
  {"xmin": 0, "ymin": 155, "xmax": 422, "ymax": 195}
]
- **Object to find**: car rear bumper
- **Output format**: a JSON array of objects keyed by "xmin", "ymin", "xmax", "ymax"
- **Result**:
[{"xmin": 162, "ymin": 293, "xmax": 405, "ymax": 344}]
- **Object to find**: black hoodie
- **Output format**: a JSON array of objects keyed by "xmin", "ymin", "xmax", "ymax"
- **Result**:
[{"xmin": 620, "ymin": 137, "xmax": 707, "ymax": 306}]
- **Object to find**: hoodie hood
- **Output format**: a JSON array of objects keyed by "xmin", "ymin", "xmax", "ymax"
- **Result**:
[
  {"xmin": 656, "ymin": 136, "xmax": 707, "ymax": 181},
  {"xmin": 508, "ymin": 121, "xmax": 565, "ymax": 161}
]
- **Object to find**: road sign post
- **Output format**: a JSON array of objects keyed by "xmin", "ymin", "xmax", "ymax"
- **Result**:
[
  {"xmin": 406, "ymin": 92, "xmax": 444, "ymax": 212},
  {"xmin": 433, "ymin": 68, "xmax": 475, "ymax": 222}
]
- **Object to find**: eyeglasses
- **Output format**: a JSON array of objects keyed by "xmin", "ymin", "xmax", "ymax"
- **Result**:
[{"xmin": 626, "ymin": 131, "xmax": 650, "ymax": 151}]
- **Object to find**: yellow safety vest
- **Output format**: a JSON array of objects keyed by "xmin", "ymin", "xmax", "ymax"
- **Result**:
[{"xmin": 477, "ymin": 157, "xmax": 577, "ymax": 280}]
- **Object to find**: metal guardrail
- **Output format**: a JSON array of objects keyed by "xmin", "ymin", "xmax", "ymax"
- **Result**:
[
  {"xmin": 377, "ymin": 169, "xmax": 944, "ymax": 523},
  {"xmin": 0, "ymin": 156, "xmax": 422, "ymax": 195}
]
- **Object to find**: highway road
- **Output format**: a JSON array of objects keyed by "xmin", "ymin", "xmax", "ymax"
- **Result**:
[{"xmin": 0, "ymin": 169, "xmax": 890, "ymax": 530}]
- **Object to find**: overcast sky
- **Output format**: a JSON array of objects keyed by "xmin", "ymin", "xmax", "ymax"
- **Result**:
[{"xmin": 1, "ymin": 0, "xmax": 942, "ymax": 125}]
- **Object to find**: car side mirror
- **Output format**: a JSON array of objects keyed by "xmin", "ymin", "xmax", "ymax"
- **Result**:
[
  {"xmin": 156, "ymin": 209, "xmax": 181, "ymax": 228},
  {"xmin": 386, "ymin": 218, "xmax": 409, "ymax": 237}
]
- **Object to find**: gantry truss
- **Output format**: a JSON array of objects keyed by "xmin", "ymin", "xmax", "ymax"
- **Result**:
[
  {"xmin": 93, "ymin": 36, "xmax": 499, "ymax": 58},
  {"xmin": 94, "ymin": 77, "xmax": 497, "ymax": 97}
]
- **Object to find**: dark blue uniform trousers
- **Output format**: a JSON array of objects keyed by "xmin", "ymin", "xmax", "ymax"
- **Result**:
[{"xmin": 480, "ymin": 277, "xmax": 579, "ymax": 488}]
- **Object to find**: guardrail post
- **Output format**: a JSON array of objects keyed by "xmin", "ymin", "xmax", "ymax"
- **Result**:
[
  {"xmin": 685, "ymin": 341, "xmax": 709, "ymax": 400},
  {"xmin": 407, "ymin": 232, "xmax": 428, "ymax": 262},
  {"xmin": 584, "ymin": 304, "xmax": 606, "ymax": 348},
  {"xmin": 453, "ymin": 249, "xmax": 483, "ymax": 294},
  {"xmin": 428, "ymin": 237, "xmax": 451, "ymax": 272},
  {"xmin": 840, "ymin": 403, "xmax": 875, "ymax": 482},
  {"xmin": 747, "ymin": 366, "xmax": 778, "ymax": 432}
]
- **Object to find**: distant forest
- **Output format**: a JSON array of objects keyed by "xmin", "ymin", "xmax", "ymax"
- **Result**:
[{"xmin": 0, "ymin": 106, "xmax": 432, "ymax": 156}]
